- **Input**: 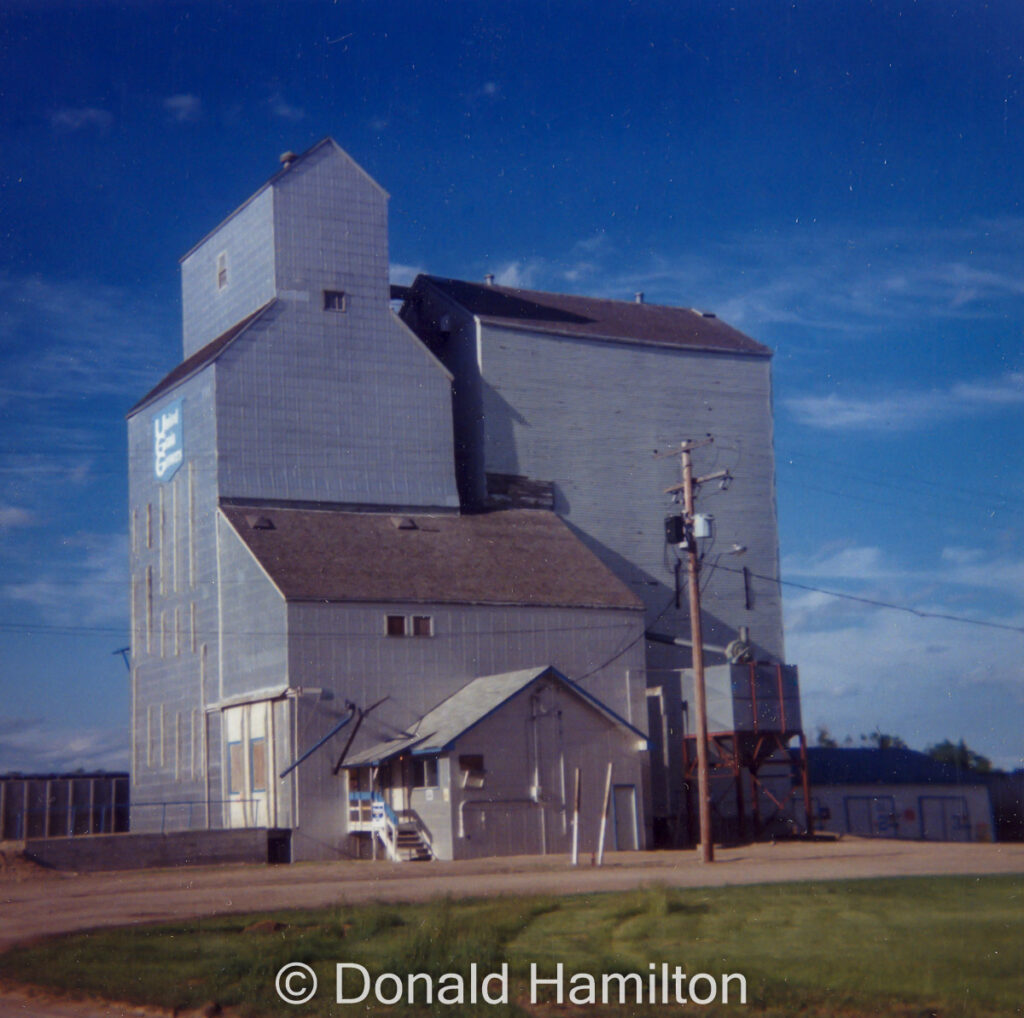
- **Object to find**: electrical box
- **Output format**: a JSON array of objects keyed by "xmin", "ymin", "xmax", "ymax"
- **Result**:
[
  {"xmin": 664, "ymin": 515, "xmax": 685, "ymax": 544},
  {"xmin": 693, "ymin": 513, "xmax": 714, "ymax": 540}
]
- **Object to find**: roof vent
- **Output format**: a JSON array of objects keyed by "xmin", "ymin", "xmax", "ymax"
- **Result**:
[
  {"xmin": 246, "ymin": 515, "xmax": 275, "ymax": 530},
  {"xmin": 484, "ymin": 273, "xmax": 495, "ymax": 286},
  {"xmin": 390, "ymin": 516, "xmax": 418, "ymax": 530},
  {"xmin": 702, "ymin": 311, "xmax": 716, "ymax": 318},
  {"xmin": 634, "ymin": 291, "xmax": 644, "ymax": 304},
  {"xmin": 279, "ymin": 151, "xmax": 297, "ymax": 169}
]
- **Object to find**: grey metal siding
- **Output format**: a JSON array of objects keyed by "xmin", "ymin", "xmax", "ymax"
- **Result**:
[
  {"xmin": 214, "ymin": 309, "xmax": 458, "ymax": 509},
  {"xmin": 128, "ymin": 370, "xmax": 220, "ymax": 831},
  {"xmin": 215, "ymin": 513, "xmax": 288, "ymax": 702},
  {"xmin": 272, "ymin": 141, "xmax": 390, "ymax": 307},
  {"xmin": 181, "ymin": 188, "xmax": 276, "ymax": 358},
  {"xmin": 211, "ymin": 146, "xmax": 459, "ymax": 510},
  {"xmin": 283, "ymin": 600, "xmax": 646, "ymax": 860},
  {"xmin": 447, "ymin": 679, "xmax": 647, "ymax": 860},
  {"xmin": 286, "ymin": 601, "xmax": 646, "ymax": 733},
  {"xmin": 474, "ymin": 323, "xmax": 784, "ymax": 664}
]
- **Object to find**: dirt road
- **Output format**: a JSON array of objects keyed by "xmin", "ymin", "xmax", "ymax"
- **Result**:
[{"xmin": 1, "ymin": 838, "xmax": 1022, "ymax": 1017}]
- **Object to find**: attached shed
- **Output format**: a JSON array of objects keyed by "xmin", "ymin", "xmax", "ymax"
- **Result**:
[{"xmin": 344, "ymin": 666, "xmax": 649, "ymax": 861}]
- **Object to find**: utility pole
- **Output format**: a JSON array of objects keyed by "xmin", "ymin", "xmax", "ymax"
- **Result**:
[{"xmin": 662, "ymin": 436, "xmax": 721, "ymax": 863}]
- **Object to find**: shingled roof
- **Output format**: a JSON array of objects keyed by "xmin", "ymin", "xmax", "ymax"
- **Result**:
[
  {"xmin": 220, "ymin": 505, "xmax": 643, "ymax": 610},
  {"xmin": 344, "ymin": 665, "xmax": 646, "ymax": 766},
  {"xmin": 415, "ymin": 276, "xmax": 771, "ymax": 356}
]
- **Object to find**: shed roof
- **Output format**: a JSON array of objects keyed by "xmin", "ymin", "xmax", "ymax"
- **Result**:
[
  {"xmin": 415, "ymin": 276, "xmax": 771, "ymax": 357},
  {"xmin": 345, "ymin": 665, "xmax": 646, "ymax": 766},
  {"xmin": 220, "ymin": 505, "xmax": 643, "ymax": 610}
]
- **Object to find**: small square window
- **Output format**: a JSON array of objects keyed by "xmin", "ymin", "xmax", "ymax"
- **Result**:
[
  {"xmin": 324, "ymin": 289, "xmax": 347, "ymax": 312},
  {"xmin": 411, "ymin": 615, "xmax": 433, "ymax": 637},
  {"xmin": 386, "ymin": 614, "xmax": 407, "ymax": 637}
]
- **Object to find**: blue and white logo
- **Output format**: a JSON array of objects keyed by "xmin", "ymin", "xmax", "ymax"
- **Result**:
[{"xmin": 153, "ymin": 398, "xmax": 184, "ymax": 482}]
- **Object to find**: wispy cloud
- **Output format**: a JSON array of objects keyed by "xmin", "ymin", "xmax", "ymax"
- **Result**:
[
  {"xmin": 389, "ymin": 263, "xmax": 423, "ymax": 287},
  {"xmin": 0, "ymin": 716, "xmax": 128, "ymax": 773},
  {"xmin": 269, "ymin": 92, "xmax": 305, "ymax": 121},
  {"xmin": 782, "ymin": 542, "xmax": 1024, "ymax": 770},
  {"xmin": 0, "ymin": 272, "xmax": 175, "ymax": 404},
  {"xmin": 0, "ymin": 505, "xmax": 34, "ymax": 530},
  {"xmin": 163, "ymin": 93, "xmax": 202, "ymax": 123},
  {"xmin": 3, "ymin": 532, "xmax": 129, "ymax": 627},
  {"xmin": 493, "ymin": 260, "xmax": 543, "ymax": 289},
  {"xmin": 785, "ymin": 372, "xmax": 1024, "ymax": 431},
  {"xmin": 494, "ymin": 217, "xmax": 1024, "ymax": 336},
  {"xmin": 50, "ymin": 107, "xmax": 114, "ymax": 133},
  {"xmin": 784, "ymin": 541, "xmax": 1024, "ymax": 601}
]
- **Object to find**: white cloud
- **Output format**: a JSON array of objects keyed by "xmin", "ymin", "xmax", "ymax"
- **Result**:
[
  {"xmin": 491, "ymin": 216, "xmax": 1024, "ymax": 341},
  {"xmin": 783, "ymin": 541, "xmax": 1024, "ymax": 769},
  {"xmin": 0, "ymin": 505, "xmax": 34, "ymax": 530},
  {"xmin": 389, "ymin": 263, "xmax": 423, "ymax": 287},
  {"xmin": 269, "ymin": 92, "xmax": 305, "ymax": 121},
  {"xmin": 785, "ymin": 372, "xmax": 1024, "ymax": 431},
  {"xmin": 788, "ymin": 606, "xmax": 1024, "ymax": 771},
  {"xmin": 163, "ymin": 93, "xmax": 202, "ymax": 123},
  {"xmin": 0, "ymin": 271, "xmax": 175, "ymax": 403},
  {"xmin": 50, "ymin": 107, "xmax": 114, "ymax": 133},
  {"xmin": 4, "ymin": 532, "xmax": 128, "ymax": 627},
  {"xmin": 786, "ymin": 542, "xmax": 1024, "ymax": 601},
  {"xmin": 785, "ymin": 545, "xmax": 889, "ymax": 581},
  {"xmin": 493, "ymin": 260, "xmax": 543, "ymax": 289},
  {"xmin": 0, "ymin": 716, "xmax": 128, "ymax": 773}
]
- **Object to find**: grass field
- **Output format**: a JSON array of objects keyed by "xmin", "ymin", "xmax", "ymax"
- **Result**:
[{"xmin": 0, "ymin": 875, "xmax": 1020, "ymax": 1017}]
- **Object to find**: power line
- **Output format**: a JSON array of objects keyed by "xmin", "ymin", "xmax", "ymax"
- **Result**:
[{"xmin": 715, "ymin": 563, "xmax": 1024, "ymax": 635}]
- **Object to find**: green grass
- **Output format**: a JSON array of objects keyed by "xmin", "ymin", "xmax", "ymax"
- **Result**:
[{"xmin": 0, "ymin": 876, "xmax": 1020, "ymax": 1017}]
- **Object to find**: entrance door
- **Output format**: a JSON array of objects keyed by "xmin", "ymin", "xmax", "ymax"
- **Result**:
[{"xmin": 612, "ymin": 784, "xmax": 639, "ymax": 850}]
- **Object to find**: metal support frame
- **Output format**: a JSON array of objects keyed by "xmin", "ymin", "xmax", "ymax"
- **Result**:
[{"xmin": 679, "ymin": 661, "xmax": 812, "ymax": 843}]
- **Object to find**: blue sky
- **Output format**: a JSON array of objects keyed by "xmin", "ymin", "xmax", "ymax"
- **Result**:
[{"xmin": 1, "ymin": 0, "xmax": 1022, "ymax": 773}]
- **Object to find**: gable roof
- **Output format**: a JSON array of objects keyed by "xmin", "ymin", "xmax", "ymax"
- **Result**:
[
  {"xmin": 127, "ymin": 301, "xmax": 276, "ymax": 417},
  {"xmin": 344, "ymin": 665, "xmax": 646, "ymax": 766},
  {"xmin": 220, "ymin": 505, "xmax": 644, "ymax": 611},
  {"xmin": 414, "ymin": 275, "xmax": 771, "ymax": 357},
  {"xmin": 179, "ymin": 138, "xmax": 386, "ymax": 264}
]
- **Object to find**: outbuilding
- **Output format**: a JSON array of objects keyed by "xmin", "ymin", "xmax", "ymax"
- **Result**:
[{"xmin": 344, "ymin": 665, "xmax": 648, "ymax": 861}]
